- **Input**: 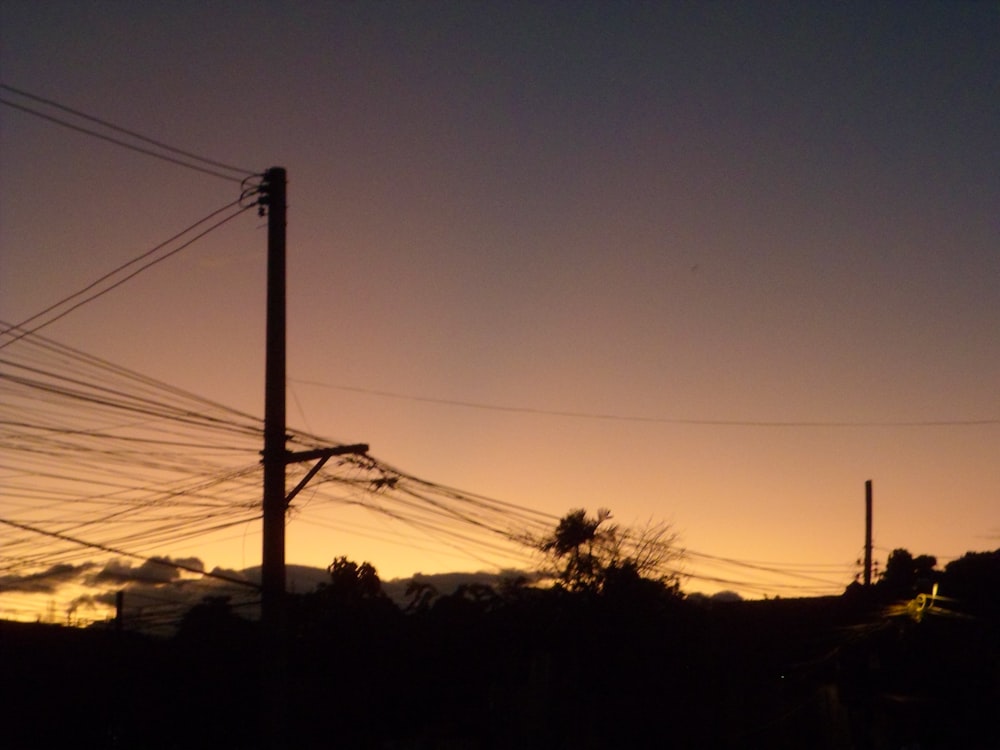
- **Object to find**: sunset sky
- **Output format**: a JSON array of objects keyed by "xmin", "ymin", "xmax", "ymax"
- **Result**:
[{"xmin": 1, "ymin": 1, "xmax": 997, "ymax": 615}]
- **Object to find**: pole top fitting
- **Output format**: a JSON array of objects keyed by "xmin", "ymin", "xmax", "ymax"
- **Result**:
[{"xmin": 257, "ymin": 167, "xmax": 286, "ymax": 216}]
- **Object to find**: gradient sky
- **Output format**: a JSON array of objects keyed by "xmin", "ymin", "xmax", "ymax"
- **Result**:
[{"xmin": 2, "ymin": 1, "xmax": 997, "ymax": 605}]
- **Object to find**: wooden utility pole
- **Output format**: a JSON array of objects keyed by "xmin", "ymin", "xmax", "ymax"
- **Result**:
[
  {"xmin": 257, "ymin": 168, "xmax": 368, "ymax": 747},
  {"xmin": 258, "ymin": 167, "xmax": 369, "ymax": 616},
  {"xmin": 261, "ymin": 166, "xmax": 287, "ymax": 635},
  {"xmin": 864, "ymin": 479, "xmax": 873, "ymax": 586},
  {"xmin": 260, "ymin": 166, "xmax": 288, "ymax": 749}
]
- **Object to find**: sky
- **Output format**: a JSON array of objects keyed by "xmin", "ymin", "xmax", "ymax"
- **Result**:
[{"xmin": 1, "ymin": 1, "xmax": 998, "ymax": 618}]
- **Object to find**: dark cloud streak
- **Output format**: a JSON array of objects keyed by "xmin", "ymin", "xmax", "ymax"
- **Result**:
[
  {"xmin": 0, "ymin": 561, "xmax": 96, "ymax": 593},
  {"xmin": 89, "ymin": 555, "xmax": 205, "ymax": 586}
]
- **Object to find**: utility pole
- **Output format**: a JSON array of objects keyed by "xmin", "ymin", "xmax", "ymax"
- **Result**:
[
  {"xmin": 261, "ymin": 166, "xmax": 287, "ymax": 636},
  {"xmin": 257, "ymin": 168, "xmax": 369, "ymax": 747},
  {"xmin": 864, "ymin": 479, "xmax": 873, "ymax": 587},
  {"xmin": 259, "ymin": 166, "xmax": 288, "ymax": 749},
  {"xmin": 115, "ymin": 590, "xmax": 124, "ymax": 634}
]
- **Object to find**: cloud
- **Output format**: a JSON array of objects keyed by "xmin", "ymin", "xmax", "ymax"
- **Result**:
[
  {"xmin": 66, "ymin": 593, "xmax": 104, "ymax": 617},
  {"xmin": 88, "ymin": 556, "xmax": 205, "ymax": 586},
  {"xmin": 1, "ymin": 556, "xmax": 257, "ymax": 631},
  {"xmin": 0, "ymin": 556, "xmax": 208, "ymax": 597},
  {"xmin": 208, "ymin": 566, "xmax": 253, "ymax": 583},
  {"xmin": 0, "ymin": 562, "xmax": 96, "ymax": 593}
]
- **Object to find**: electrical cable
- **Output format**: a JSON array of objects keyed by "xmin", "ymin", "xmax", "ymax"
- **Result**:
[
  {"xmin": 0, "ymin": 321, "xmax": 266, "ymax": 432},
  {"xmin": 0, "ymin": 97, "xmax": 248, "ymax": 183},
  {"xmin": 0, "ymin": 517, "xmax": 259, "ymax": 589},
  {"xmin": 0, "ymin": 83, "xmax": 258, "ymax": 176},
  {"xmin": 0, "ymin": 201, "xmax": 255, "ymax": 350},
  {"xmin": 293, "ymin": 379, "xmax": 1000, "ymax": 428},
  {"xmin": 0, "ymin": 88, "xmax": 258, "ymax": 183},
  {"xmin": 684, "ymin": 550, "xmax": 852, "ymax": 587},
  {"xmin": 1, "ymin": 327, "xmax": 867, "ymax": 617},
  {"xmin": 0, "ymin": 198, "xmax": 243, "ymax": 338},
  {"xmin": 0, "ymin": 329, "xmax": 271, "ymax": 584}
]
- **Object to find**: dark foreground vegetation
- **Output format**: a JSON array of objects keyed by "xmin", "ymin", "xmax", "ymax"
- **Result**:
[{"xmin": 3, "ymin": 544, "xmax": 998, "ymax": 749}]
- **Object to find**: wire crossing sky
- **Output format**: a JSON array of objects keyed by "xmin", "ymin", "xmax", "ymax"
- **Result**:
[
  {"xmin": 0, "ymin": 321, "xmax": 860, "ymax": 622},
  {"xmin": 0, "ymin": 83, "xmax": 259, "ymax": 182},
  {"xmin": 1, "ymin": 2, "xmax": 997, "ymax": 617},
  {"xmin": 293, "ymin": 379, "xmax": 1000, "ymax": 428},
  {"xmin": 0, "ymin": 199, "xmax": 254, "ymax": 349}
]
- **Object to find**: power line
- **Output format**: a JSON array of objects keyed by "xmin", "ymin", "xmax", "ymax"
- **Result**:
[
  {"xmin": 0, "ymin": 517, "xmax": 260, "ymax": 589},
  {"xmin": 292, "ymin": 379, "xmax": 1000, "ymax": 428},
  {"xmin": 1, "ymin": 327, "xmax": 861, "ymax": 605},
  {"xmin": 0, "ymin": 197, "xmax": 242, "ymax": 335},
  {"xmin": 0, "ymin": 201, "xmax": 254, "ymax": 350},
  {"xmin": 680, "ymin": 555, "xmax": 851, "ymax": 593},
  {"xmin": 0, "ymin": 83, "xmax": 258, "ymax": 176},
  {"xmin": 0, "ymin": 95, "xmax": 253, "ymax": 183},
  {"xmin": 1, "ymin": 322, "xmax": 266, "ymax": 433},
  {"xmin": 0, "ymin": 328, "xmax": 272, "ymax": 577},
  {"xmin": 684, "ymin": 550, "xmax": 853, "ymax": 585}
]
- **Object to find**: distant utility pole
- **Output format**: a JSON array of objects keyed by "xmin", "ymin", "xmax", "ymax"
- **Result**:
[
  {"xmin": 864, "ymin": 479, "xmax": 873, "ymax": 587},
  {"xmin": 115, "ymin": 590, "xmax": 124, "ymax": 634}
]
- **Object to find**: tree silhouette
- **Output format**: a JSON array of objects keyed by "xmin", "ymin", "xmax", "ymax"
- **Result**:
[
  {"xmin": 403, "ymin": 579, "xmax": 438, "ymax": 613},
  {"xmin": 287, "ymin": 557, "xmax": 404, "ymax": 747},
  {"xmin": 878, "ymin": 548, "xmax": 938, "ymax": 597},
  {"xmin": 942, "ymin": 548, "xmax": 1000, "ymax": 616},
  {"xmin": 325, "ymin": 556, "xmax": 383, "ymax": 600},
  {"xmin": 541, "ymin": 508, "xmax": 608, "ymax": 592},
  {"xmin": 290, "ymin": 555, "xmax": 399, "ymax": 638},
  {"xmin": 539, "ymin": 508, "xmax": 681, "ymax": 596},
  {"xmin": 175, "ymin": 594, "xmax": 253, "ymax": 644}
]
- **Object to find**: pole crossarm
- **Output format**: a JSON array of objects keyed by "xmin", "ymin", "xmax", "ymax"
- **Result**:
[
  {"xmin": 283, "ymin": 444, "xmax": 370, "ymax": 508},
  {"xmin": 285, "ymin": 444, "xmax": 369, "ymax": 464}
]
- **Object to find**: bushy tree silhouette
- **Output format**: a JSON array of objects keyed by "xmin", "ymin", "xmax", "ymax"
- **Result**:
[
  {"xmin": 324, "ymin": 556, "xmax": 384, "ymax": 601},
  {"xmin": 878, "ymin": 548, "xmax": 938, "ymax": 597},
  {"xmin": 942, "ymin": 548, "xmax": 1000, "ymax": 616},
  {"xmin": 293, "ymin": 555, "xmax": 399, "ymax": 634},
  {"xmin": 175, "ymin": 595, "xmax": 252, "ymax": 642},
  {"xmin": 541, "ymin": 508, "xmax": 608, "ymax": 592},
  {"xmin": 403, "ymin": 579, "xmax": 438, "ymax": 613},
  {"xmin": 539, "ymin": 508, "xmax": 681, "ymax": 596}
]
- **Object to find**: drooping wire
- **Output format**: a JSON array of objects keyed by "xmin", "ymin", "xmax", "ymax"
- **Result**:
[
  {"xmin": 0, "ymin": 200, "xmax": 255, "ymax": 351},
  {"xmin": 0, "ymin": 321, "xmax": 266, "ymax": 433},
  {"xmin": 2, "ymin": 325, "xmax": 861, "ymax": 608},
  {"xmin": 0, "ymin": 83, "xmax": 258, "ymax": 176},
  {"xmin": 293, "ymin": 379, "xmax": 1000, "ymax": 428},
  {"xmin": 684, "ymin": 549, "xmax": 853, "ymax": 587},
  {"xmin": 0, "ymin": 97, "xmax": 250, "ymax": 183},
  {"xmin": 0, "ymin": 327, "xmax": 271, "ymax": 577},
  {"xmin": 0, "ymin": 84, "xmax": 259, "ymax": 183},
  {"xmin": 0, "ymin": 517, "xmax": 260, "ymax": 589}
]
